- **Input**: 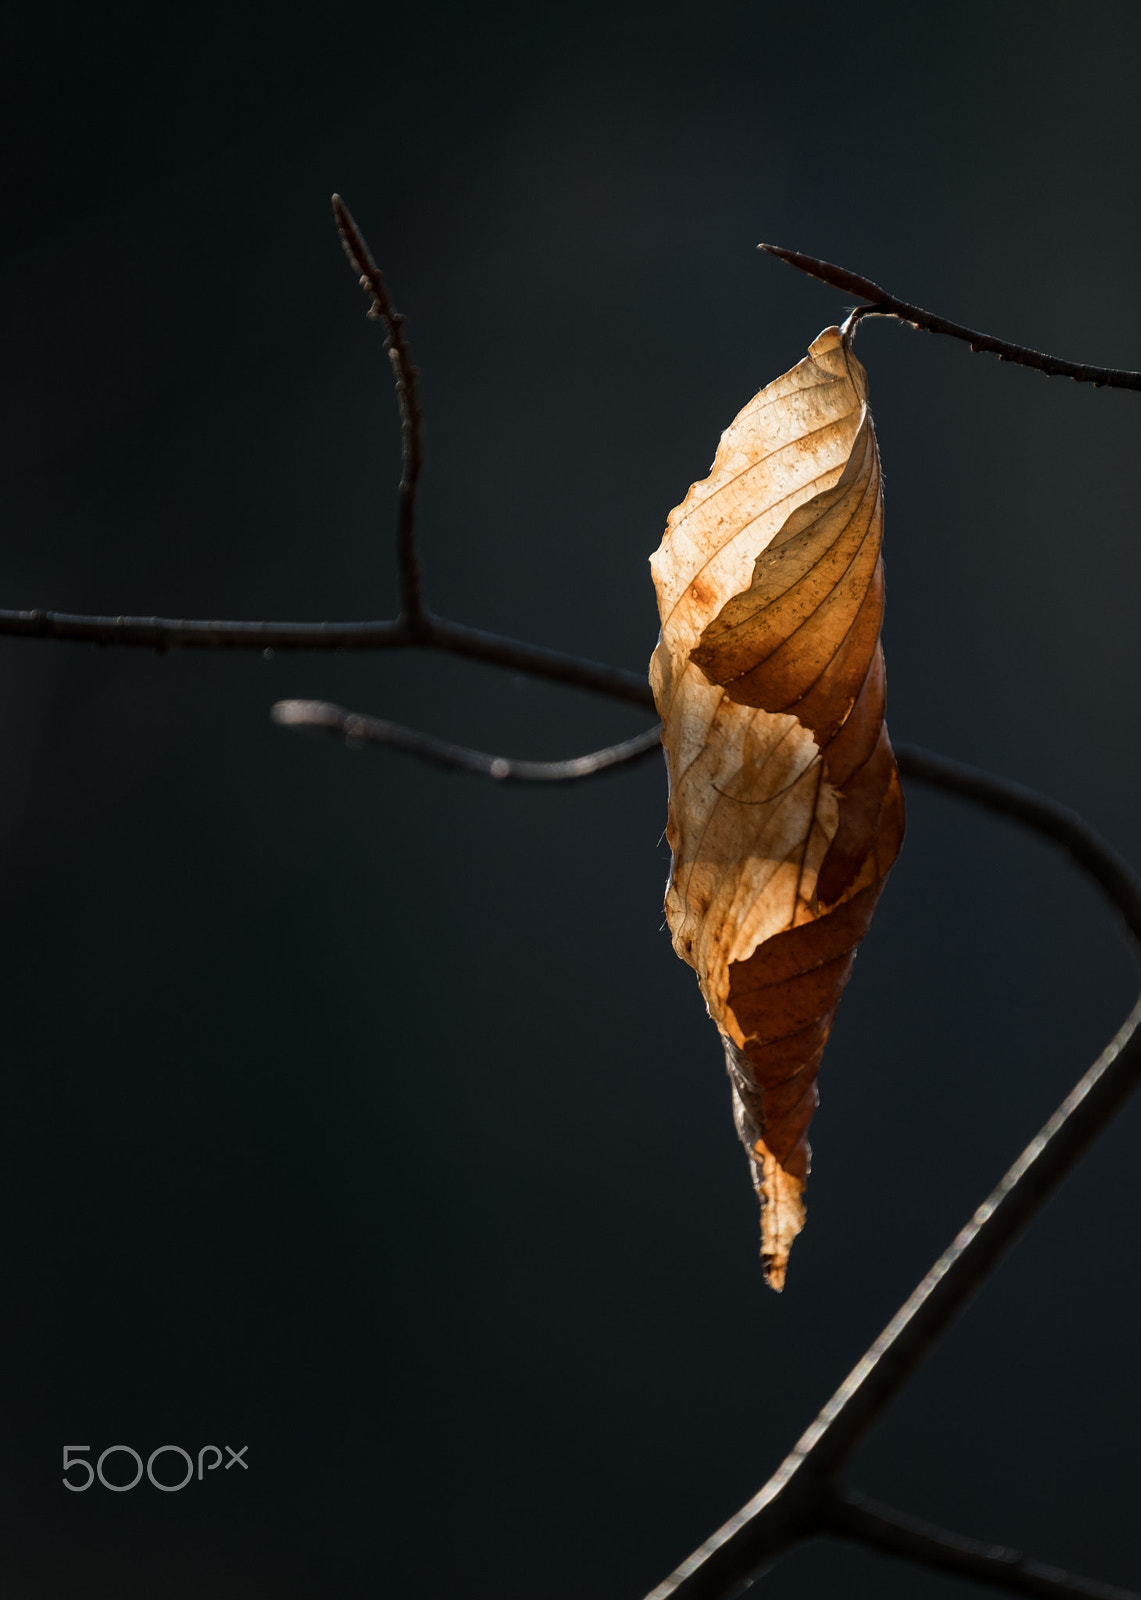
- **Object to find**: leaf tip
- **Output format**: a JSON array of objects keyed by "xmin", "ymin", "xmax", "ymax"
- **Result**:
[{"xmin": 757, "ymin": 1146, "xmax": 807, "ymax": 1293}]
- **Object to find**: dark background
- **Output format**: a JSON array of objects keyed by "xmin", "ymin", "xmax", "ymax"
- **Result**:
[{"xmin": 1, "ymin": 1, "xmax": 1139, "ymax": 1594}]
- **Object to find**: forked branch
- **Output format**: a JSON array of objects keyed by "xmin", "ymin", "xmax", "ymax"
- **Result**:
[
  {"xmin": 644, "ymin": 744, "xmax": 1141, "ymax": 1600},
  {"xmin": 2, "ymin": 201, "xmax": 1138, "ymax": 1600},
  {"xmin": 825, "ymin": 1492, "xmax": 1141, "ymax": 1600}
]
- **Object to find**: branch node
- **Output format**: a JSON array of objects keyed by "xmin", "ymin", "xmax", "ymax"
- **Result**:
[{"xmin": 643, "ymin": 747, "xmax": 1141, "ymax": 1599}]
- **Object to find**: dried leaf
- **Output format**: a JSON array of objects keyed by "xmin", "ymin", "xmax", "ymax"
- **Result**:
[{"xmin": 649, "ymin": 327, "xmax": 904, "ymax": 1289}]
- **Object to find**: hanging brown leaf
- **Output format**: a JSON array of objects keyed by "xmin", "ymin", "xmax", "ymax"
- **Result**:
[{"xmin": 649, "ymin": 326, "xmax": 904, "ymax": 1290}]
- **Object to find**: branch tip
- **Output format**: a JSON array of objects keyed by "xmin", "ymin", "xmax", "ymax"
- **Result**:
[
  {"xmin": 331, "ymin": 191, "xmax": 377, "ymax": 280},
  {"xmin": 327, "ymin": 195, "xmax": 427, "ymax": 622}
]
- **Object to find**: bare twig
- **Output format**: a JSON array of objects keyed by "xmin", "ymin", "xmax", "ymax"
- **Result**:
[
  {"xmin": 825, "ymin": 1491, "xmax": 1140, "ymax": 1600},
  {"xmin": 272, "ymin": 699, "xmax": 662, "ymax": 781},
  {"xmin": 0, "ymin": 200, "xmax": 661, "ymax": 718},
  {"xmin": 0, "ymin": 609, "xmax": 415, "ymax": 652},
  {"xmin": 332, "ymin": 193, "xmax": 426, "ymax": 623},
  {"xmin": 895, "ymin": 743, "xmax": 1141, "ymax": 942},
  {"xmin": 645, "ymin": 744, "xmax": 1141, "ymax": 1600},
  {"xmin": 760, "ymin": 243, "xmax": 1141, "ymax": 390},
  {"xmin": 0, "ymin": 609, "xmax": 654, "ymax": 708},
  {"xmin": 426, "ymin": 615, "xmax": 654, "ymax": 707},
  {"xmin": 5, "ymin": 191, "xmax": 1140, "ymax": 1596}
]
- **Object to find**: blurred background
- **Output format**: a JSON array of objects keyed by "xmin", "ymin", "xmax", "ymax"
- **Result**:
[{"xmin": 1, "ymin": 1, "xmax": 1139, "ymax": 1594}]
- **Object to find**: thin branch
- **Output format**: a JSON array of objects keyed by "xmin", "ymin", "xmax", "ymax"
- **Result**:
[
  {"xmin": 332, "ymin": 193, "xmax": 426, "ymax": 623},
  {"xmin": 759, "ymin": 243, "xmax": 1141, "ymax": 390},
  {"xmin": 272, "ymin": 699, "xmax": 662, "ymax": 781},
  {"xmin": 426, "ymin": 615, "xmax": 654, "ymax": 708},
  {"xmin": 9, "ymin": 186, "xmax": 1129, "ymax": 1594},
  {"xmin": 0, "ymin": 609, "xmax": 415, "ymax": 652},
  {"xmin": 7, "ymin": 195, "xmax": 1138, "ymax": 1594},
  {"xmin": 894, "ymin": 742, "xmax": 1141, "ymax": 942},
  {"xmin": 0, "ymin": 198, "xmax": 663, "ymax": 714},
  {"xmin": 0, "ymin": 608, "xmax": 655, "ymax": 708},
  {"xmin": 645, "ymin": 746, "xmax": 1141, "ymax": 1600},
  {"xmin": 825, "ymin": 1491, "xmax": 1140, "ymax": 1600}
]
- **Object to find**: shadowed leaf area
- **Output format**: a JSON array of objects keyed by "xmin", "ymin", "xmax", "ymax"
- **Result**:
[{"xmin": 649, "ymin": 327, "xmax": 904, "ymax": 1288}]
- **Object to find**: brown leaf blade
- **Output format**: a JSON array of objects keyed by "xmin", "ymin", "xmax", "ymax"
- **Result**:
[{"xmin": 649, "ymin": 327, "xmax": 904, "ymax": 1289}]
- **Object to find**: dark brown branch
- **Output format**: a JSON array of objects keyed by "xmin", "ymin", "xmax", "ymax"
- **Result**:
[
  {"xmin": 825, "ymin": 1491, "xmax": 1140, "ymax": 1600},
  {"xmin": 0, "ymin": 609, "xmax": 414, "ymax": 651},
  {"xmin": 645, "ymin": 745, "xmax": 1141, "ymax": 1600},
  {"xmin": 8, "ymin": 187, "xmax": 1128, "ymax": 1593},
  {"xmin": 332, "ymin": 194, "xmax": 426, "ymax": 621},
  {"xmin": 0, "ymin": 608, "xmax": 654, "ymax": 707},
  {"xmin": 759, "ymin": 243, "xmax": 1141, "ymax": 390},
  {"xmin": 0, "ymin": 200, "xmax": 660, "ymax": 718},
  {"xmin": 426, "ymin": 615, "xmax": 654, "ymax": 707},
  {"xmin": 272, "ymin": 699, "xmax": 662, "ymax": 781},
  {"xmin": 895, "ymin": 743, "xmax": 1141, "ymax": 941}
]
